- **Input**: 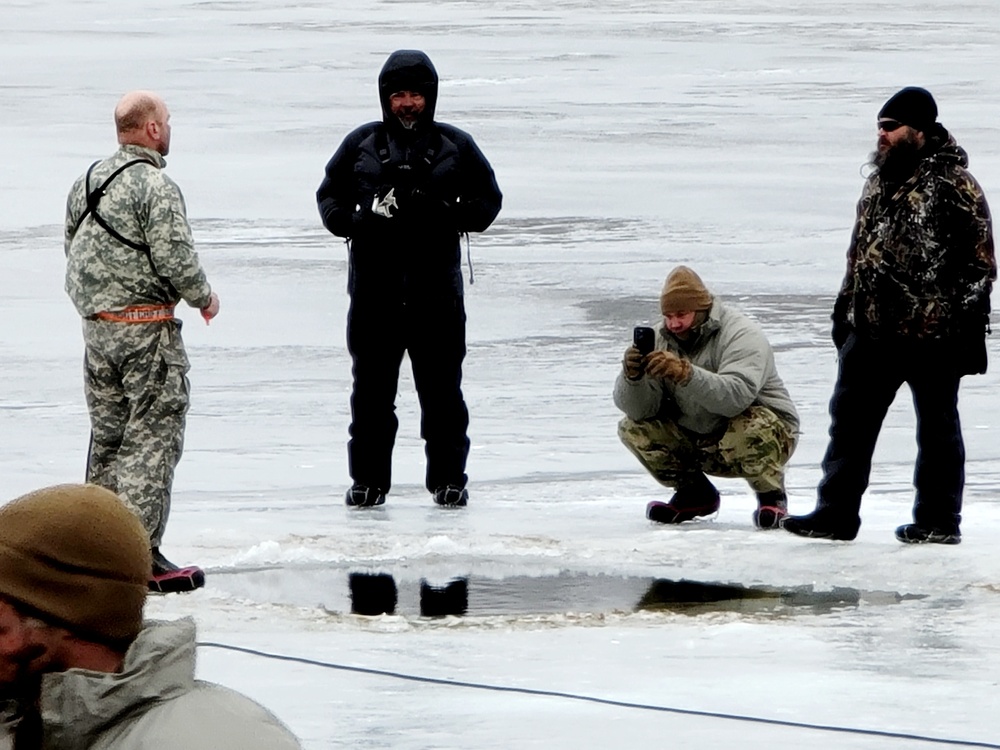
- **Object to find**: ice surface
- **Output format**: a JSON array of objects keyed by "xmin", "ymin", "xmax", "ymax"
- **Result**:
[{"xmin": 3, "ymin": 1, "xmax": 1000, "ymax": 748}]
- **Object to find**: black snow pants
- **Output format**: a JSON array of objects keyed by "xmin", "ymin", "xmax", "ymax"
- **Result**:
[
  {"xmin": 817, "ymin": 331, "xmax": 965, "ymax": 534},
  {"xmin": 346, "ymin": 295, "xmax": 470, "ymax": 494}
]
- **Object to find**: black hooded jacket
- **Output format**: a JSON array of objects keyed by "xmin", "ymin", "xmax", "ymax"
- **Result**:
[{"xmin": 317, "ymin": 50, "xmax": 502, "ymax": 302}]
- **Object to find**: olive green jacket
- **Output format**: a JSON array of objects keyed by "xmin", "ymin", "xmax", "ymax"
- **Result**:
[{"xmin": 614, "ymin": 299, "xmax": 800, "ymax": 437}]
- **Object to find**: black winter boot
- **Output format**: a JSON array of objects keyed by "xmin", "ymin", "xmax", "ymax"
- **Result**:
[
  {"xmin": 646, "ymin": 473, "xmax": 720, "ymax": 524},
  {"xmin": 433, "ymin": 485, "xmax": 469, "ymax": 507},
  {"xmin": 752, "ymin": 489, "xmax": 788, "ymax": 530},
  {"xmin": 346, "ymin": 483, "xmax": 386, "ymax": 507},
  {"xmin": 782, "ymin": 507, "xmax": 860, "ymax": 541},
  {"xmin": 149, "ymin": 548, "xmax": 206, "ymax": 593},
  {"xmin": 895, "ymin": 524, "xmax": 961, "ymax": 545}
]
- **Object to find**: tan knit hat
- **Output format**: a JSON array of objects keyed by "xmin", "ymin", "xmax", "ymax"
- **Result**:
[
  {"xmin": 660, "ymin": 266, "xmax": 713, "ymax": 314},
  {"xmin": 0, "ymin": 484, "xmax": 151, "ymax": 645}
]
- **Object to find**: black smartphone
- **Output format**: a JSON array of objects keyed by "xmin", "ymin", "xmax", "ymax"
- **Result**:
[{"xmin": 633, "ymin": 326, "xmax": 655, "ymax": 355}]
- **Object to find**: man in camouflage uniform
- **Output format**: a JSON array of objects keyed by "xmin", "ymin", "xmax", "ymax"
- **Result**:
[
  {"xmin": 614, "ymin": 266, "xmax": 800, "ymax": 529},
  {"xmin": 784, "ymin": 87, "xmax": 995, "ymax": 545},
  {"xmin": 64, "ymin": 91, "xmax": 220, "ymax": 590}
]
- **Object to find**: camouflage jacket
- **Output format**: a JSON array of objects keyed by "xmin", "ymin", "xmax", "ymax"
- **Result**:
[
  {"xmin": 64, "ymin": 145, "xmax": 212, "ymax": 317},
  {"xmin": 614, "ymin": 299, "xmax": 800, "ymax": 437},
  {"xmin": 836, "ymin": 130, "xmax": 995, "ymax": 340}
]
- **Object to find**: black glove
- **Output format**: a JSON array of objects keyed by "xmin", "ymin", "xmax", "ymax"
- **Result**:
[
  {"xmin": 406, "ymin": 187, "xmax": 455, "ymax": 223},
  {"xmin": 831, "ymin": 318, "xmax": 853, "ymax": 350},
  {"xmin": 831, "ymin": 295, "xmax": 853, "ymax": 350}
]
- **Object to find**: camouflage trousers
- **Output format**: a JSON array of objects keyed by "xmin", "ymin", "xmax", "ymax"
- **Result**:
[
  {"xmin": 618, "ymin": 405, "xmax": 797, "ymax": 493},
  {"xmin": 83, "ymin": 318, "xmax": 190, "ymax": 547}
]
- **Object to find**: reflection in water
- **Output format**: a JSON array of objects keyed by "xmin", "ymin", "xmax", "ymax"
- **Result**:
[
  {"xmin": 636, "ymin": 579, "xmax": 868, "ymax": 615},
  {"xmin": 420, "ymin": 579, "xmax": 469, "ymax": 617},
  {"xmin": 348, "ymin": 573, "xmax": 469, "ymax": 617},
  {"xmin": 348, "ymin": 573, "xmax": 397, "ymax": 616},
  {"xmin": 341, "ymin": 572, "xmax": 904, "ymax": 618}
]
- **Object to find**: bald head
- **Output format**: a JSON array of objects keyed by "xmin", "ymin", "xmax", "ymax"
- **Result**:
[{"xmin": 114, "ymin": 90, "xmax": 171, "ymax": 155}]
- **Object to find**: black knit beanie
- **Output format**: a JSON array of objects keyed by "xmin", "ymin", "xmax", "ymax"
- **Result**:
[{"xmin": 879, "ymin": 87, "xmax": 937, "ymax": 132}]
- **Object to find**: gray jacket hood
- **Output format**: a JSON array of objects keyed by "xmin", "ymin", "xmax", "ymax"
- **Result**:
[{"xmin": 34, "ymin": 618, "xmax": 301, "ymax": 750}]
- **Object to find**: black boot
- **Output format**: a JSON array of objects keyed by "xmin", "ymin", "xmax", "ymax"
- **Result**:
[
  {"xmin": 433, "ymin": 485, "xmax": 469, "ymax": 507},
  {"xmin": 646, "ymin": 473, "xmax": 720, "ymax": 524},
  {"xmin": 345, "ymin": 483, "xmax": 386, "ymax": 507},
  {"xmin": 149, "ymin": 548, "xmax": 206, "ymax": 593},
  {"xmin": 895, "ymin": 524, "xmax": 961, "ymax": 545},
  {"xmin": 782, "ymin": 508, "xmax": 860, "ymax": 541},
  {"xmin": 752, "ymin": 489, "xmax": 788, "ymax": 530}
]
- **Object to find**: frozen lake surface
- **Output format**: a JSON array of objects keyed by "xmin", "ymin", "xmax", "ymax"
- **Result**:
[{"xmin": 3, "ymin": 1, "xmax": 1000, "ymax": 748}]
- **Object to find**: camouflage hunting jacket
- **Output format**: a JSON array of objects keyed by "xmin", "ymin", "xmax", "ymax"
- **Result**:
[
  {"xmin": 614, "ymin": 299, "xmax": 800, "ymax": 437},
  {"xmin": 836, "ymin": 130, "xmax": 995, "ymax": 340},
  {"xmin": 64, "ymin": 145, "xmax": 212, "ymax": 317}
]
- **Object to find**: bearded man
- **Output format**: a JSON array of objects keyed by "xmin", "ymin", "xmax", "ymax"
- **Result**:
[{"xmin": 783, "ymin": 87, "xmax": 995, "ymax": 545}]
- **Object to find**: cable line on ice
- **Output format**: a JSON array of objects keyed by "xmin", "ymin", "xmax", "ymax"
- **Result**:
[{"xmin": 198, "ymin": 641, "xmax": 999, "ymax": 748}]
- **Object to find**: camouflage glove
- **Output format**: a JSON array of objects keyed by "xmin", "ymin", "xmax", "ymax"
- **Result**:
[
  {"xmin": 645, "ymin": 350, "xmax": 693, "ymax": 385},
  {"xmin": 622, "ymin": 345, "xmax": 645, "ymax": 380}
]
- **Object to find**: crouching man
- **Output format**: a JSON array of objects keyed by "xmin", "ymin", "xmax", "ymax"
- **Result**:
[
  {"xmin": 0, "ymin": 484, "xmax": 302, "ymax": 749},
  {"xmin": 614, "ymin": 266, "xmax": 800, "ymax": 528}
]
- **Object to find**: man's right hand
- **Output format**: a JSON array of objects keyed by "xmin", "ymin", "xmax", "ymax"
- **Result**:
[{"xmin": 623, "ymin": 345, "xmax": 645, "ymax": 380}]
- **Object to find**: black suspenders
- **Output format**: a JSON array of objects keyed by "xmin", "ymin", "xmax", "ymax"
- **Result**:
[{"xmin": 75, "ymin": 158, "xmax": 157, "ymax": 250}]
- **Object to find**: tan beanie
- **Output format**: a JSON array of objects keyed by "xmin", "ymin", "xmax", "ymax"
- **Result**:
[
  {"xmin": 660, "ymin": 266, "xmax": 713, "ymax": 314},
  {"xmin": 0, "ymin": 483, "xmax": 151, "ymax": 645}
]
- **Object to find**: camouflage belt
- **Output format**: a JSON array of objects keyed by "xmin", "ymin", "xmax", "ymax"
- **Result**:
[{"xmin": 88, "ymin": 305, "xmax": 175, "ymax": 323}]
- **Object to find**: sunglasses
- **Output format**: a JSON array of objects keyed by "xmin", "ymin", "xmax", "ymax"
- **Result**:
[{"xmin": 877, "ymin": 119, "xmax": 905, "ymax": 133}]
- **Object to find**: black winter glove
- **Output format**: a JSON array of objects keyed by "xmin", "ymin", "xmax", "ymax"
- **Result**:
[
  {"xmin": 406, "ymin": 187, "xmax": 456, "ymax": 223},
  {"xmin": 831, "ymin": 295, "xmax": 853, "ymax": 350},
  {"xmin": 831, "ymin": 318, "xmax": 852, "ymax": 350}
]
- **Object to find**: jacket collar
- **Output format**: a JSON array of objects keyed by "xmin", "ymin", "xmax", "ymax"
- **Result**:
[
  {"xmin": 38, "ymin": 618, "xmax": 196, "ymax": 748},
  {"xmin": 662, "ymin": 298, "xmax": 722, "ymax": 352},
  {"xmin": 120, "ymin": 143, "xmax": 166, "ymax": 168}
]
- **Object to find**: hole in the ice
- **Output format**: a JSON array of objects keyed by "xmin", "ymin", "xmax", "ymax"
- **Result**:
[{"xmin": 210, "ymin": 568, "xmax": 925, "ymax": 618}]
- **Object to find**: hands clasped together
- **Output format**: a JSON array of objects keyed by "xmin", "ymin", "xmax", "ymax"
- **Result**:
[{"xmin": 622, "ymin": 346, "xmax": 693, "ymax": 385}]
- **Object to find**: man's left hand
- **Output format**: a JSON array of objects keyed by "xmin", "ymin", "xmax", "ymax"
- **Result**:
[
  {"xmin": 644, "ymin": 350, "xmax": 692, "ymax": 385},
  {"xmin": 408, "ymin": 187, "xmax": 454, "ymax": 220},
  {"xmin": 200, "ymin": 292, "xmax": 220, "ymax": 324}
]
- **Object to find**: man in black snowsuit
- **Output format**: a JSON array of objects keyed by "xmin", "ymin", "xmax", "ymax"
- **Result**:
[
  {"xmin": 317, "ymin": 50, "xmax": 502, "ymax": 508},
  {"xmin": 783, "ymin": 87, "xmax": 995, "ymax": 545}
]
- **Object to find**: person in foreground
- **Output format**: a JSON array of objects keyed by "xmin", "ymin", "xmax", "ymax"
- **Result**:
[
  {"xmin": 783, "ymin": 87, "xmax": 995, "ymax": 545},
  {"xmin": 64, "ymin": 91, "xmax": 220, "ymax": 592},
  {"xmin": 317, "ymin": 49, "xmax": 502, "ymax": 508},
  {"xmin": 614, "ymin": 266, "xmax": 800, "ymax": 529},
  {"xmin": 0, "ymin": 484, "xmax": 302, "ymax": 750}
]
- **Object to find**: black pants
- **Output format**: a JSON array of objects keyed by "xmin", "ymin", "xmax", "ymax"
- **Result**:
[
  {"xmin": 817, "ymin": 332, "xmax": 965, "ymax": 533},
  {"xmin": 346, "ymin": 296, "xmax": 470, "ymax": 494}
]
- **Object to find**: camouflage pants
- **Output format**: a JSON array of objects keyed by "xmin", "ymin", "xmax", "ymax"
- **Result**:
[
  {"xmin": 83, "ymin": 318, "xmax": 190, "ymax": 547},
  {"xmin": 618, "ymin": 406, "xmax": 796, "ymax": 493}
]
